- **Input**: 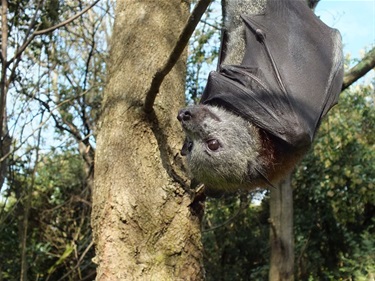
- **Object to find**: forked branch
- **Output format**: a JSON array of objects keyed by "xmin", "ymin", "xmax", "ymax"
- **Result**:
[
  {"xmin": 144, "ymin": 0, "xmax": 212, "ymax": 113},
  {"xmin": 8, "ymin": 0, "xmax": 100, "ymax": 67}
]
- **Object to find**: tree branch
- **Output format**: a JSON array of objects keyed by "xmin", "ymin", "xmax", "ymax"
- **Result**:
[
  {"xmin": 7, "ymin": 0, "xmax": 100, "ymax": 67},
  {"xmin": 34, "ymin": 0, "xmax": 100, "ymax": 36},
  {"xmin": 342, "ymin": 47, "xmax": 375, "ymax": 91},
  {"xmin": 144, "ymin": 0, "xmax": 212, "ymax": 113},
  {"xmin": 56, "ymin": 239, "xmax": 94, "ymax": 281},
  {"xmin": 0, "ymin": 91, "xmax": 90, "ymax": 163}
]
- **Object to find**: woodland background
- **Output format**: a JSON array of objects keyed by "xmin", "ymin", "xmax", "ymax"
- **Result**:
[{"xmin": 0, "ymin": 0, "xmax": 374, "ymax": 280}]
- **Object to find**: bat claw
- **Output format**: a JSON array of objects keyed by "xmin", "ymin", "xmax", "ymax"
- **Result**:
[{"xmin": 255, "ymin": 28, "xmax": 266, "ymax": 41}]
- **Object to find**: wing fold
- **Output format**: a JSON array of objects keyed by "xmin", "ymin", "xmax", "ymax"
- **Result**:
[{"xmin": 200, "ymin": 0, "xmax": 344, "ymax": 148}]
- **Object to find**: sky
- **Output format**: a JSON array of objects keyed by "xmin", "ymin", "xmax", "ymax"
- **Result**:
[{"xmin": 316, "ymin": 0, "xmax": 375, "ymax": 72}]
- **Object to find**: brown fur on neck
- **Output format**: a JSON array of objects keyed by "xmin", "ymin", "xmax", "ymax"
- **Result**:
[{"xmin": 258, "ymin": 129, "xmax": 309, "ymax": 186}]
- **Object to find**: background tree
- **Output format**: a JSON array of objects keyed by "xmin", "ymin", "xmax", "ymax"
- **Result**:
[{"xmin": 1, "ymin": 0, "xmax": 112, "ymax": 279}]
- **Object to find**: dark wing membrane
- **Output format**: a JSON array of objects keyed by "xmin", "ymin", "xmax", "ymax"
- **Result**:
[
  {"xmin": 201, "ymin": 66, "xmax": 311, "ymax": 147},
  {"xmin": 201, "ymin": 0, "xmax": 344, "ymax": 148}
]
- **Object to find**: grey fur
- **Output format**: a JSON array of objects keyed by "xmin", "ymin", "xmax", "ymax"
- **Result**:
[
  {"xmin": 178, "ymin": 105, "xmax": 265, "ymax": 192},
  {"xmin": 177, "ymin": 0, "xmax": 269, "ymax": 192}
]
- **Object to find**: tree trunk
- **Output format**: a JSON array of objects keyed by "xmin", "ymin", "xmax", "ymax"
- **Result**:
[
  {"xmin": 92, "ymin": 1, "xmax": 204, "ymax": 280},
  {"xmin": 269, "ymin": 174, "xmax": 294, "ymax": 281}
]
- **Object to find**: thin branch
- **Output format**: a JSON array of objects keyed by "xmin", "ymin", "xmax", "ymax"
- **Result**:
[
  {"xmin": 34, "ymin": 0, "xmax": 100, "ymax": 35},
  {"xmin": 296, "ymin": 229, "xmax": 312, "ymax": 272},
  {"xmin": 203, "ymin": 193, "xmax": 250, "ymax": 232},
  {"xmin": 0, "ymin": 91, "xmax": 90, "ymax": 163},
  {"xmin": 25, "ymin": 85, "xmax": 95, "ymax": 169},
  {"xmin": 144, "ymin": 0, "xmax": 212, "ymax": 113},
  {"xmin": 56, "ymin": 239, "xmax": 94, "ymax": 281},
  {"xmin": 20, "ymin": 111, "xmax": 44, "ymax": 281},
  {"xmin": 200, "ymin": 19, "xmax": 221, "ymax": 30},
  {"xmin": 7, "ymin": 0, "xmax": 100, "ymax": 67},
  {"xmin": 23, "ymin": 0, "xmax": 45, "ymax": 47},
  {"xmin": 81, "ymin": 31, "xmax": 96, "ymax": 136},
  {"xmin": 342, "ymin": 47, "xmax": 375, "ymax": 91}
]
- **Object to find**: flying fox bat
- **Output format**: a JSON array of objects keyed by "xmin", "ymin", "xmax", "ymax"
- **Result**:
[{"xmin": 177, "ymin": 0, "xmax": 344, "ymax": 193}]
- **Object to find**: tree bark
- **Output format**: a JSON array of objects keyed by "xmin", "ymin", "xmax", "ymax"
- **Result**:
[
  {"xmin": 92, "ymin": 1, "xmax": 204, "ymax": 280},
  {"xmin": 269, "ymin": 174, "xmax": 294, "ymax": 281},
  {"xmin": 0, "ymin": 0, "xmax": 9, "ymax": 193}
]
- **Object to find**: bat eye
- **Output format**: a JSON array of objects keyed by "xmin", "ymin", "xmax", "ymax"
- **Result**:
[{"xmin": 206, "ymin": 139, "xmax": 220, "ymax": 151}]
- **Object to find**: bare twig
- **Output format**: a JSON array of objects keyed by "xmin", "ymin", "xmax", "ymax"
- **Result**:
[
  {"xmin": 35, "ymin": 0, "xmax": 100, "ymax": 35},
  {"xmin": 342, "ymin": 47, "xmax": 375, "ymax": 91},
  {"xmin": 7, "ymin": 0, "xmax": 100, "ymax": 67},
  {"xmin": 20, "ymin": 111, "xmax": 44, "ymax": 281},
  {"xmin": 56, "ymin": 239, "xmax": 94, "ymax": 281},
  {"xmin": 144, "ymin": 0, "xmax": 212, "ymax": 113},
  {"xmin": 1, "ymin": 1, "xmax": 101, "ymax": 170},
  {"xmin": 22, "ymin": 0, "xmax": 45, "ymax": 48},
  {"xmin": 0, "ymin": 91, "xmax": 91, "ymax": 163},
  {"xmin": 200, "ymin": 19, "xmax": 221, "ymax": 30},
  {"xmin": 203, "ymin": 193, "xmax": 250, "ymax": 232}
]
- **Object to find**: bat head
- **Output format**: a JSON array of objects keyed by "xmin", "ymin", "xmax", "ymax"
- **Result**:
[{"xmin": 177, "ymin": 104, "xmax": 268, "ymax": 192}]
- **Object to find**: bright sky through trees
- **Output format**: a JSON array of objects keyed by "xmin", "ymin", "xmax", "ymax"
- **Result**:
[{"xmin": 316, "ymin": 0, "xmax": 375, "ymax": 80}]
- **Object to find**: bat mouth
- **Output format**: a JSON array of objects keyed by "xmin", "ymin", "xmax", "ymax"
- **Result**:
[{"xmin": 181, "ymin": 139, "xmax": 193, "ymax": 156}]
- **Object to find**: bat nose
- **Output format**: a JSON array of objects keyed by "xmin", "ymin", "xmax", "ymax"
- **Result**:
[{"xmin": 177, "ymin": 109, "xmax": 192, "ymax": 122}]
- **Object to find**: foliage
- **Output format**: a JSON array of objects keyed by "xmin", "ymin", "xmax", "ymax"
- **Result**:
[
  {"xmin": 293, "ymin": 84, "xmax": 375, "ymax": 280},
  {"xmin": 1, "ymin": 150, "xmax": 95, "ymax": 280},
  {"xmin": 203, "ymin": 192, "xmax": 270, "ymax": 280},
  {"xmin": 1, "ymin": 0, "xmax": 113, "ymax": 279}
]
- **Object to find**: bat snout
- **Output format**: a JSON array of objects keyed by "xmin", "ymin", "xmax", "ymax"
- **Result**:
[{"xmin": 177, "ymin": 109, "xmax": 192, "ymax": 122}]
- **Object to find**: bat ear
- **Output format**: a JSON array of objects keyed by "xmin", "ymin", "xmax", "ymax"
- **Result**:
[{"xmin": 181, "ymin": 137, "xmax": 193, "ymax": 156}]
